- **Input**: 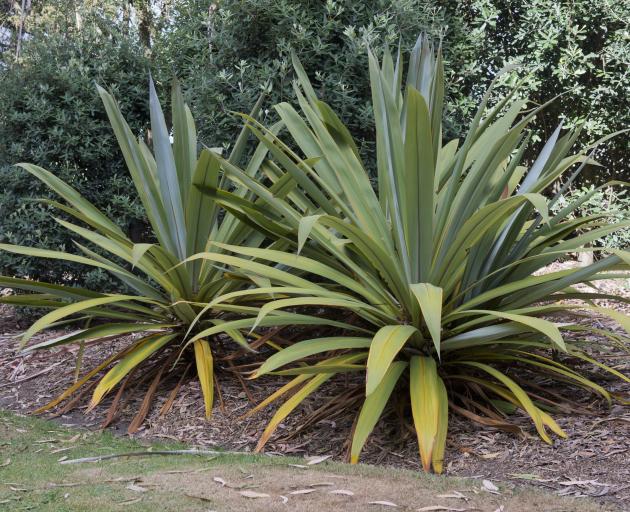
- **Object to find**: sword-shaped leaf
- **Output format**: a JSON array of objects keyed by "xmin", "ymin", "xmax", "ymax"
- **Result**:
[
  {"xmin": 351, "ymin": 361, "xmax": 406, "ymax": 463},
  {"xmin": 194, "ymin": 339, "xmax": 214, "ymax": 419},
  {"xmin": 366, "ymin": 325, "xmax": 418, "ymax": 396},
  {"xmin": 410, "ymin": 283, "xmax": 443, "ymax": 355}
]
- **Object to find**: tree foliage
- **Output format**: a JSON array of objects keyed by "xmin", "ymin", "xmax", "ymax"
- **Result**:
[
  {"xmin": 447, "ymin": 0, "xmax": 629, "ymax": 181},
  {"xmin": 0, "ymin": 2, "xmax": 150, "ymax": 289},
  {"xmin": 154, "ymin": 0, "xmax": 449, "ymax": 161}
]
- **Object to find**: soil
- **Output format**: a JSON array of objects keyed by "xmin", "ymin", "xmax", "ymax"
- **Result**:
[{"xmin": 1, "ymin": 262, "xmax": 629, "ymax": 510}]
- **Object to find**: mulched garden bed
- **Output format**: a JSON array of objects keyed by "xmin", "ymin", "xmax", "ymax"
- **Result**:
[{"xmin": 1, "ymin": 262, "xmax": 629, "ymax": 509}]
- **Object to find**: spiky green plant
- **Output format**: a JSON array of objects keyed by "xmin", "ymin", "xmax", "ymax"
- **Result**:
[
  {"xmin": 0, "ymin": 80, "xmax": 290, "ymax": 424},
  {"xmin": 187, "ymin": 35, "xmax": 630, "ymax": 472}
]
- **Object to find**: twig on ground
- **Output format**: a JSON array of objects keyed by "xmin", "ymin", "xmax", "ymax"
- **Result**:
[{"xmin": 59, "ymin": 449, "xmax": 249, "ymax": 465}]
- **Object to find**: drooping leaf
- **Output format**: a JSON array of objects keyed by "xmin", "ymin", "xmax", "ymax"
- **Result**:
[
  {"xmin": 409, "ymin": 356, "xmax": 444, "ymax": 472},
  {"xmin": 351, "ymin": 361, "xmax": 406, "ymax": 463},
  {"xmin": 366, "ymin": 325, "xmax": 418, "ymax": 396}
]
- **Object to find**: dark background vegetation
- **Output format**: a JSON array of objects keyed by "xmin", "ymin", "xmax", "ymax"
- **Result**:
[{"xmin": 1, "ymin": 0, "xmax": 628, "ymax": 289}]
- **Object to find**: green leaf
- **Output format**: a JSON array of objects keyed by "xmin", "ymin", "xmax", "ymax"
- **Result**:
[
  {"xmin": 410, "ymin": 283, "xmax": 443, "ymax": 356},
  {"xmin": 256, "ymin": 337, "xmax": 372, "ymax": 376},
  {"xmin": 21, "ymin": 295, "xmax": 156, "ymax": 345},
  {"xmin": 454, "ymin": 309, "xmax": 566, "ymax": 351},
  {"xmin": 149, "ymin": 77, "xmax": 187, "ymax": 260},
  {"xmin": 366, "ymin": 325, "xmax": 418, "ymax": 396},
  {"xmin": 351, "ymin": 361, "xmax": 406, "ymax": 463},
  {"xmin": 24, "ymin": 323, "xmax": 174, "ymax": 352},
  {"xmin": 131, "ymin": 243, "xmax": 154, "ymax": 268},
  {"xmin": 297, "ymin": 214, "xmax": 323, "ymax": 254}
]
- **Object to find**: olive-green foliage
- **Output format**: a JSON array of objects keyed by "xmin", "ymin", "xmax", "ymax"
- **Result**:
[{"xmin": 198, "ymin": 36, "xmax": 629, "ymax": 472}]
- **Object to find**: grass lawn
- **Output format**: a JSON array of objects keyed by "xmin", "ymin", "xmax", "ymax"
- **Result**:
[{"xmin": 0, "ymin": 410, "xmax": 619, "ymax": 511}]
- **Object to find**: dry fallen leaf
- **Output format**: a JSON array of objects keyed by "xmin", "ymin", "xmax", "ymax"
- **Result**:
[
  {"xmin": 507, "ymin": 473, "xmax": 541, "ymax": 481},
  {"xmin": 0, "ymin": 459, "xmax": 10, "ymax": 467},
  {"xmin": 482, "ymin": 480, "xmax": 499, "ymax": 493},
  {"xmin": 126, "ymin": 483, "xmax": 148, "ymax": 493},
  {"xmin": 118, "ymin": 498, "xmax": 143, "ymax": 506},
  {"xmin": 240, "ymin": 490, "xmax": 270, "ymax": 499},
  {"xmin": 306, "ymin": 455, "xmax": 332, "ymax": 465},
  {"xmin": 280, "ymin": 495, "xmax": 289, "ymax": 504},
  {"xmin": 185, "ymin": 493, "xmax": 212, "ymax": 503},
  {"xmin": 369, "ymin": 501, "xmax": 398, "ymax": 507},
  {"xmin": 436, "ymin": 491, "xmax": 468, "ymax": 501},
  {"xmin": 559, "ymin": 479, "xmax": 608, "ymax": 487},
  {"xmin": 417, "ymin": 506, "xmax": 466, "ymax": 511},
  {"xmin": 213, "ymin": 477, "xmax": 226, "ymax": 487},
  {"xmin": 289, "ymin": 489, "xmax": 318, "ymax": 495},
  {"xmin": 329, "ymin": 489, "xmax": 354, "ymax": 496},
  {"xmin": 309, "ymin": 482, "xmax": 335, "ymax": 487},
  {"xmin": 480, "ymin": 452, "xmax": 501, "ymax": 459},
  {"xmin": 50, "ymin": 447, "xmax": 71, "ymax": 454},
  {"xmin": 288, "ymin": 464, "xmax": 308, "ymax": 469}
]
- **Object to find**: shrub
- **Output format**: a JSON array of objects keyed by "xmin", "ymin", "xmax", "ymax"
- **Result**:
[
  {"xmin": 0, "ymin": 80, "xmax": 283, "ymax": 428},
  {"xmin": 551, "ymin": 185, "xmax": 630, "ymax": 251},
  {"xmin": 4, "ymin": 0, "xmax": 627, "ymax": 291},
  {"xmin": 0, "ymin": 8, "xmax": 149, "ymax": 290},
  {"xmin": 447, "ymin": 0, "xmax": 630, "ymax": 183},
  {"xmin": 196, "ymin": 35, "xmax": 630, "ymax": 472},
  {"xmin": 156, "ymin": 0, "xmax": 630, "ymax": 184}
]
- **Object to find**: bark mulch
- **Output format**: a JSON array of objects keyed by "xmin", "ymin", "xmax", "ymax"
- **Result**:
[{"xmin": 1, "ymin": 262, "xmax": 628, "ymax": 509}]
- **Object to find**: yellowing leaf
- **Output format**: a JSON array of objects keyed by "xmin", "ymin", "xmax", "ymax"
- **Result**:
[
  {"xmin": 89, "ymin": 334, "xmax": 175, "ymax": 409},
  {"xmin": 409, "ymin": 356, "xmax": 447, "ymax": 473},
  {"xmin": 194, "ymin": 339, "xmax": 214, "ymax": 419},
  {"xmin": 256, "ymin": 371, "xmax": 334, "ymax": 452}
]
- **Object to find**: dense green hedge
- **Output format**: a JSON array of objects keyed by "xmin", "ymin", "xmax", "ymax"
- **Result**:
[{"xmin": 0, "ymin": 12, "xmax": 149, "ymax": 289}]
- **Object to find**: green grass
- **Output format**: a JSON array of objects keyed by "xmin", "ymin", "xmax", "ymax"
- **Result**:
[
  {"xmin": 0, "ymin": 410, "xmax": 264, "ymax": 511},
  {"xmin": 0, "ymin": 410, "xmax": 619, "ymax": 511}
]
